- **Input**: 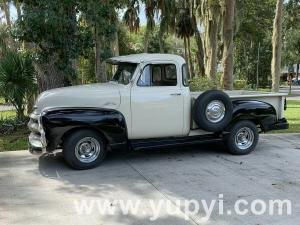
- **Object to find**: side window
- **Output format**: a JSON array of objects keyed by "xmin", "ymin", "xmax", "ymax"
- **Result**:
[
  {"xmin": 182, "ymin": 64, "xmax": 188, "ymax": 86},
  {"xmin": 152, "ymin": 65, "xmax": 162, "ymax": 86},
  {"xmin": 165, "ymin": 64, "xmax": 177, "ymax": 80},
  {"xmin": 137, "ymin": 64, "xmax": 178, "ymax": 87},
  {"xmin": 137, "ymin": 65, "xmax": 151, "ymax": 86}
]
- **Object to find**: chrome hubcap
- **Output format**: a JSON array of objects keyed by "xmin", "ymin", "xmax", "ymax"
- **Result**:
[
  {"xmin": 75, "ymin": 137, "xmax": 101, "ymax": 163},
  {"xmin": 205, "ymin": 100, "xmax": 226, "ymax": 123},
  {"xmin": 235, "ymin": 127, "xmax": 254, "ymax": 150}
]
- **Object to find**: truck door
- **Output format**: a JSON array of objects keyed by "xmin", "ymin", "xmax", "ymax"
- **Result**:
[{"xmin": 130, "ymin": 63, "xmax": 184, "ymax": 139}]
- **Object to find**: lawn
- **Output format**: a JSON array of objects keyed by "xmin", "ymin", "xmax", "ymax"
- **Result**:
[
  {"xmin": 274, "ymin": 100, "xmax": 300, "ymax": 133},
  {"xmin": 0, "ymin": 110, "xmax": 16, "ymax": 119},
  {"xmin": 0, "ymin": 100, "xmax": 299, "ymax": 152},
  {"xmin": 0, "ymin": 110, "xmax": 28, "ymax": 152},
  {"xmin": 0, "ymin": 129, "xmax": 28, "ymax": 152}
]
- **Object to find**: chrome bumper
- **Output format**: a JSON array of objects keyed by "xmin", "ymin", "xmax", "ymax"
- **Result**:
[{"xmin": 28, "ymin": 112, "xmax": 47, "ymax": 155}]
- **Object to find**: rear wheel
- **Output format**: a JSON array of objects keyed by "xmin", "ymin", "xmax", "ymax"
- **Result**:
[
  {"xmin": 225, "ymin": 121, "xmax": 259, "ymax": 155},
  {"xmin": 63, "ymin": 130, "xmax": 107, "ymax": 169}
]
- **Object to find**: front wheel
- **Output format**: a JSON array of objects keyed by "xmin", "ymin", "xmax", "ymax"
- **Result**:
[
  {"xmin": 225, "ymin": 121, "xmax": 259, "ymax": 155},
  {"xmin": 63, "ymin": 130, "xmax": 107, "ymax": 169}
]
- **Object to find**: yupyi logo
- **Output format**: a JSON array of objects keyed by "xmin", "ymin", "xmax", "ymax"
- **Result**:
[{"xmin": 73, "ymin": 194, "xmax": 292, "ymax": 222}]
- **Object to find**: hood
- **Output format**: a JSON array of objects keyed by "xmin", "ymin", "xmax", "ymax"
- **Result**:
[{"xmin": 35, "ymin": 83, "xmax": 121, "ymax": 114}]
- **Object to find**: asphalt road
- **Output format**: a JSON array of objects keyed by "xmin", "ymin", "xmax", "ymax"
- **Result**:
[{"xmin": 1, "ymin": 134, "xmax": 300, "ymax": 225}]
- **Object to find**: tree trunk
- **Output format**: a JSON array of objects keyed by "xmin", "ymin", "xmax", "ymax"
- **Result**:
[
  {"xmin": 222, "ymin": 0, "xmax": 235, "ymax": 90},
  {"xmin": 183, "ymin": 36, "xmax": 190, "ymax": 78},
  {"xmin": 144, "ymin": 28, "xmax": 150, "ymax": 53},
  {"xmin": 187, "ymin": 37, "xmax": 194, "ymax": 77},
  {"xmin": 112, "ymin": 30, "xmax": 119, "ymax": 57},
  {"xmin": 14, "ymin": 0, "xmax": 21, "ymax": 19},
  {"xmin": 271, "ymin": 0, "xmax": 284, "ymax": 92},
  {"xmin": 34, "ymin": 55, "xmax": 66, "ymax": 92},
  {"xmin": 2, "ymin": 0, "xmax": 11, "ymax": 27},
  {"xmin": 95, "ymin": 26, "xmax": 107, "ymax": 83},
  {"xmin": 205, "ymin": 18, "xmax": 219, "ymax": 82},
  {"xmin": 296, "ymin": 63, "xmax": 299, "ymax": 81},
  {"xmin": 194, "ymin": 27, "xmax": 205, "ymax": 76},
  {"xmin": 159, "ymin": 29, "xmax": 164, "ymax": 53}
]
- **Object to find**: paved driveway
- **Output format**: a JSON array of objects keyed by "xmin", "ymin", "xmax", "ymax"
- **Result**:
[
  {"xmin": 1, "ymin": 134, "xmax": 300, "ymax": 225},
  {"xmin": 0, "ymin": 105, "xmax": 15, "ymax": 112}
]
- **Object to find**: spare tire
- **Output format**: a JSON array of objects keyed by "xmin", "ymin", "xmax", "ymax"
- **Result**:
[{"xmin": 193, "ymin": 90, "xmax": 233, "ymax": 132}]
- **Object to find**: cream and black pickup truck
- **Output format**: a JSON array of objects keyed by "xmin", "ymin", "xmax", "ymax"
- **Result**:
[{"xmin": 28, "ymin": 54, "xmax": 288, "ymax": 169}]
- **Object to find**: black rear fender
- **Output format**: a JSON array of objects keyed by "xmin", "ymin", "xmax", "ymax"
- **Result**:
[{"xmin": 229, "ymin": 100, "xmax": 277, "ymax": 132}]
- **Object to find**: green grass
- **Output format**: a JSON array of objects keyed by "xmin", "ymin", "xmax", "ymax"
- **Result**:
[
  {"xmin": 274, "ymin": 100, "xmax": 300, "ymax": 133},
  {"xmin": 0, "ymin": 129, "xmax": 28, "ymax": 152},
  {"xmin": 0, "ymin": 110, "xmax": 16, "ymax": 119},
  {"xmin": 0, "ymin": 109, "xmax": 28, "ymax": 152}
]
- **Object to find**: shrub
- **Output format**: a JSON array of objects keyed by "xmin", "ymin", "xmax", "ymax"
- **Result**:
[
  {"xmin": 234, "ymin": 79, "xmax": 249, "ymax": 90},
  {"xmin": 0, "ymin": 50, "xmax": 37, "ymax": 119},
  {"xmin": 189, "ymin": 76, "xmax": 220, "ymax": 92},
  {"xmin": 0, "ymin": 115, "xmax": 29, "ymax": 135}
]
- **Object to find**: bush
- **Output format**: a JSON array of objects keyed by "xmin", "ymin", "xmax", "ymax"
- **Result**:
[
  {"xmin": 0, "ymin": 50, "xmax": 37, "ymax": 119},
  {"xmin": 234, "ymin": 79, "xmax": 249, "ymax": 90},
  {"xmin": 189, "ymin": 76, "xmax": 220, "ymax": 92},
  {"xmin": 0, "ymin": 116, "xmax": 29, "ymax": 135}
]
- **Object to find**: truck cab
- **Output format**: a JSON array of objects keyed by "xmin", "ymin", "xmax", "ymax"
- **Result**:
[{"xmin": 28, "ymin": 54, "xmax": 288, "ymax": 169}]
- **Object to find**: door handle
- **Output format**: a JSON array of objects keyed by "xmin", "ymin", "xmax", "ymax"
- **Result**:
[{"xmin": 170, "ymin": 93, "xmax": 182, "ymax": 96}]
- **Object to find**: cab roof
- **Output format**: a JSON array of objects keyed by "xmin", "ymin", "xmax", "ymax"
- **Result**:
[{"xmin": 108, "ymin": 53, "xmax": 186, "ymax": 65}]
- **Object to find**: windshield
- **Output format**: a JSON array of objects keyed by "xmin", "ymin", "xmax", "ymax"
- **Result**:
[{"xmin": 109, "ymin": 62, "xmax": 138, "ymax": 85}]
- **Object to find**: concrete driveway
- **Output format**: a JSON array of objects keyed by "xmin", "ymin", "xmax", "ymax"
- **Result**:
[{"xmin": 1, "ymin": 134, "xmax": 300, "ymax": 225}]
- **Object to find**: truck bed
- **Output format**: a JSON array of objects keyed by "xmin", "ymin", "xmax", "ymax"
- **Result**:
[{"xmin": 191, "ymin": 90, "xmax": 287, "ymax": 120}]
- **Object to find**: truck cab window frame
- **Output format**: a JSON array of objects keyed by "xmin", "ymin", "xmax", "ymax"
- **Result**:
[{"xmin": 137, "ymin": 64, "xmax": 178, "ymax": 87}]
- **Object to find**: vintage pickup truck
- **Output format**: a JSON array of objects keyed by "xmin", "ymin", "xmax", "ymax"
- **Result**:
[{"xmin": 28, "ymin": 54, "xmax": 288, "ymax": 169}]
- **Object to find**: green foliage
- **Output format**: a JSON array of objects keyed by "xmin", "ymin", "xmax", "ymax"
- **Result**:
[
  {"xmin": 119, "ymin": 25, "xmax": 173, "ymax": 54},
  {"xmin": 0, "ymin": 111, "xmax": 28, "ymax": 135},
  {"xmin": 14, "ymin": 0, "xmax": 94, "ymax": 86},
  {"xmin": 283, "ymin": 0, "xmax": 300, "ymax": 68},
  {"xmin": 234, "ymin": 0, "xmax": 276, "ymax": 88},
  {"xmin": 283, "ymin": 29, "xmax": 300, "ymax": 67},
  {"xmin": 189, "ymin": 76, "xmax": 220, "ymax": 91},
  {"xmin": 0, "ymin": 122, "xmax": 29, "ymax": 151},
  {"xmin": 234, "ymin": 79, "xmax": 249, "ymax": 90},
  {"xmin": 0, "ymin": 50, "xmax": 37, "ymax": 119}
]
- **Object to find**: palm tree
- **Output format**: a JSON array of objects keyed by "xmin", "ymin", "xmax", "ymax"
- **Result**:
[
  {"xmin": 176, "ymin": 0, "xmax": 196, "ymax": 77},
  {"xmin": 157, "ymin": 0, "xmax": 177, "ymax": 53},
  {"xmin": 144, "ymin": 0, "xmax": 156, "ymax": 53},
  {"xmin": 271, "ymin": 0, "xmax": 284, "ymax": 92},
  {"xmin": 0, "ymin": 50, "xmax": 37, "ymax": 119},
  {"xmin": 123, "ymin": 0, "xmax": 140, "ymax": 33}
]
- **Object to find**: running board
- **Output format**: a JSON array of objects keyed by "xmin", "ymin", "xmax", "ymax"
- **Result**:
[{"xmin": 130, "ymin": 134, "xmax": 223, "ymax": 151}]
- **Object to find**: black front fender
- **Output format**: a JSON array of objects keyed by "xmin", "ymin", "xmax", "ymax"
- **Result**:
[
  {"xmin": 41, "ymin": 108, "xmax": 128, "ymax": 151},
  {"xmin": 231, "ymin": 100, "xmax": 277, "ymax": 132}
]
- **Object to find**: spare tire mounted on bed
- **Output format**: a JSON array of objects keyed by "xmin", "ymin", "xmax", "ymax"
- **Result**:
[{"xmin": 193, "ymin": 90, "xmax": 233, "ymax": 132}]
